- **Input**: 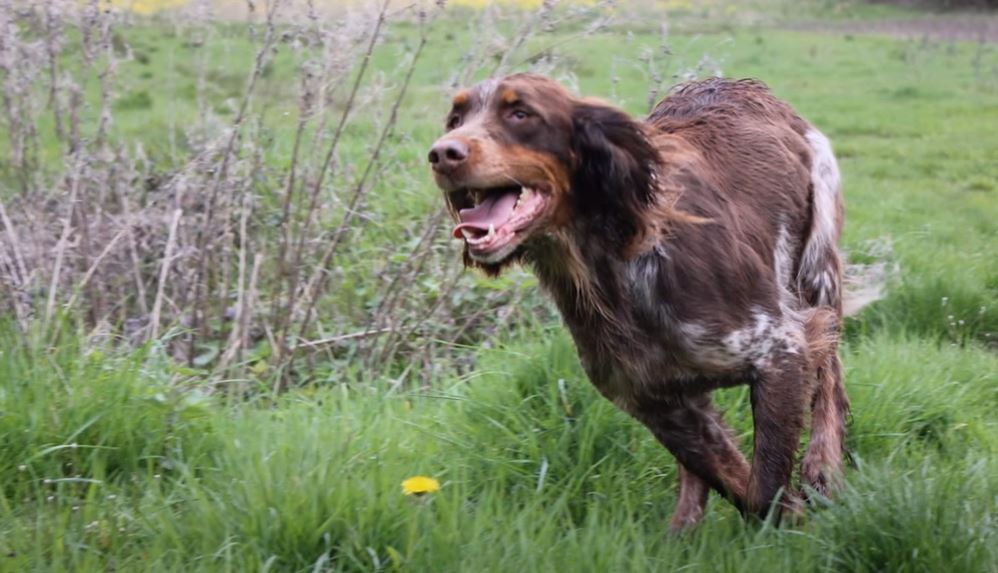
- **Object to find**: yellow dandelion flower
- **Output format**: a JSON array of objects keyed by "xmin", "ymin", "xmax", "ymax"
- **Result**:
[{"xmin": 401, "ymin": 476, "xmax": 440, "ymax": 496}]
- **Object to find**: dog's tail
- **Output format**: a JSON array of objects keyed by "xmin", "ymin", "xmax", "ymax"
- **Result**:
[{"xmin": 798, "ymin": 128, "xmax": 844, "ymax": 314}]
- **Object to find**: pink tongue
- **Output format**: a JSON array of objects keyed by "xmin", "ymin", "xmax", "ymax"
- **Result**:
[{"xmin": 452, "ymin": 191, "xmax": 519, "ymax": 238}]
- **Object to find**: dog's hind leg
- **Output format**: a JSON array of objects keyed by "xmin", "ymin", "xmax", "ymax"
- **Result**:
[
  {"xmin": 801, "ymin": 352, "xmax": 849, "ymax": 498},
  {"xmin": 746, "ymin": 352, "xmax": 810, "ymax": 521},
  {"xmin": 797, "ymin": 230, "xmax": 849, "ymax": 499},
  {"xmin": 670, "ymin": 463, "xmax": 710, "ymax": 531}
]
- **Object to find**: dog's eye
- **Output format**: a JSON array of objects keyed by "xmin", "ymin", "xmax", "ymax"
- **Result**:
[
  {"xmin": 508, "ymin": 109, "xmax": 530, "ymax": 122},
  {"xmin": 446, "ymin": 115, "xmax": 461, "ymax": 130}
]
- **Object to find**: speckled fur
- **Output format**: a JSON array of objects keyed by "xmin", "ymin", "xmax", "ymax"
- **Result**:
[{"xmin": 430, "ymin": 74, "xmax": 849, "ymax": 527}]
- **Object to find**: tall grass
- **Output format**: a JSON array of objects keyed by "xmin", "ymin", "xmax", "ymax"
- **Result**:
[{"xmin": 2, "ymin": 327, "xmax": 996, "ymax": 571}]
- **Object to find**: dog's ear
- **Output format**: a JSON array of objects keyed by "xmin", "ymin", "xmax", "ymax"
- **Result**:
[{"xmin": 571, "ymin": 101, "xmax": 659, "ymax": 243}]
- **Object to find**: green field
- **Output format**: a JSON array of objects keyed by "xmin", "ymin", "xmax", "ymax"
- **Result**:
[{"xmin": 1, "ymin": 2, "xmax": 997, "ymax": 572}]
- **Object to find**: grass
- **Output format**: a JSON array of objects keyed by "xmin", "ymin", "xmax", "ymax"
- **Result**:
[
  {"xmin": 2, "ymin": 2, "xmax": 997, "ymax": 572},
  {"xmin": 2, "ymin": 329, "xmax": 997, "ymax": 571}
]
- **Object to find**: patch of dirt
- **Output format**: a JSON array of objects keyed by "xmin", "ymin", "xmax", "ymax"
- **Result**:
[{"xmin": 791, "ymin": 13, "xmax": 998, "ymax": 43}]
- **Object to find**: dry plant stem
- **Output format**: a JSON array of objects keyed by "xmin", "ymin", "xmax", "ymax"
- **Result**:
[
  {"xmin": 513, "ymin": 2, "xmax": 615, "ymax": 69},
  {"xmin": 0, "ymin": 199, "xmax": 28, "ymax": 290},
  {"xmin": 243, "ymin": 254, "xmax": 263, "ymax": 357},
  {"xmin": 456, "ymin": 7, "xmax": 498, "ymax": 87},
  {"xmin": 492, "ymin": 0, "xmax": 554, "ymax": 75},
  {"xmin": 48, "ymin": 227, "xmax": 127, "ymax": 346},
  {"xmin": 62, "ymin": 228, "xmax": 127, "ymax": 314},
  {"xmin": 150, "ymin": 209, "xmax": 183, "ymax": 342},
  {"xmin": 0, "ymin": 258, "xmax": 27, "ymax": 332},
  {"xmin": 0, "ymin": 199, "xmax": 31, "ymax": 332},
  {"xmin": 221, "ymin": 252, "xmax": 262, "ymax": 370},
  {"xmin": 374, "ymin": 258, "xmax": 463, "ymax": 369},
  {"xmin": 66, "ymin": 81, "xmax": 83, "ymax": 156},
  {"xmin": 118, "ymin": 190, "xmax": 149, "ymax": 315},
  {"xmin": 193, "ymin": 19, "xmax": 212, "ymax": 132},
  {"xmin": 271, "ymin": 116, "xmax": 308, "ymax": 324},
  {"xmin": 220, "ymin": 192, "xmax": 252, "ymax": 369},
  {"xmin": 215, "ymin": 128, "xmax": 263, "ymax": 351},
  {"xmin": 282, "ymin": 16, "xmax": 431, "ymax": 387},
  {"xmin": 69, "ymin": 102, "xmax": 107, "ymax": 320},
  {"xmin": 72, "ymin": 177, "xmax": 101, "ymax": 323},
  {"xmin": 307, "ymin": 68, "xmax": 352, "ymax": 158},
  {"xmin": 274, "ymin": 0, "xmax": 391, "ymax": 362},
  {"xmin": 0, "ymin": 0, "xmax": 41, "ymax": 195},
  {"xmin": 363, "ymin": 208, "xmax": 447, "ymax": 367},
  {"xmin": 366, "ymin": 207, "xmax": 446, "ymax": 334},
  {"xmin": 44, "ymin": 0, "xmax": 66, "ymax": 142},
  {"xmin": 60, "ymin": 3, "xmax": 107, "ymax": 321},
  {"xmin": 245, "ymin": 0, "xmax": 258, "ymax": 42},
  {"xmin": 189, "ymin": 0, "xmax": 283, "ymax": 363},
  {"xmin": 295, "ymin": 328, "xmax": 393, "ymax": 350},
  {"xmin": 373, "ymin": 238, "xmax": 465, "ymax": 369},
  {"xmin": 44, "ymin": 153, "xmax": 84, "ymax": 324},
  {"xmin": 93, "ymin": 10, "xmax": 116, "ymax": 152}
]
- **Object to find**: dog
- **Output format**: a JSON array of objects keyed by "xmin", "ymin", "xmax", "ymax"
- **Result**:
[{"xmin": 428, "ymin": 73, "xmax": 848, "ymax": 528}]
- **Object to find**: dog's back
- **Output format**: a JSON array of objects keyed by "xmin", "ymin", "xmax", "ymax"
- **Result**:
[{"xmin": 649, "ymin": 78, "xmax": 844, "ymax": 316}]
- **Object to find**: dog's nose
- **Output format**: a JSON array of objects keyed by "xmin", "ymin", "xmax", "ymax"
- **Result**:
[{"xmin": 428, "ymin": 139, "xmax": 469, "ymax": 174}]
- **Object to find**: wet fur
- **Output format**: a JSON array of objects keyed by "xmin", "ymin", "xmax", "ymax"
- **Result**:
[{"xmin": 431, "ymin": 74, "xmax": 849, "ymax": 527}]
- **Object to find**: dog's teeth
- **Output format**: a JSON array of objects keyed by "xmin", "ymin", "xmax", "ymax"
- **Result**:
[
  {"xmin": 460, "ymin": 228, "xmax": 475, "ymax": 240},
  {"xmin": 487, "ymin": 224, "xmax": 495, "ymax": 239}
]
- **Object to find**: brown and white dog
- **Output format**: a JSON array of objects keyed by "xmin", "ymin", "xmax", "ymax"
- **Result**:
[{"xmin": 428, "ymin": 74, "xmax": 848, "ymax": 528}]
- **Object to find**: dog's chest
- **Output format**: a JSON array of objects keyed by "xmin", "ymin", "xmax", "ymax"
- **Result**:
[
  {"xmin": 554, "ymin": 256, "xmax": 772, "ymax": 411},
  {"xmin": 559, "ymin": 307, "xmax": 728, "ymax": 411}
]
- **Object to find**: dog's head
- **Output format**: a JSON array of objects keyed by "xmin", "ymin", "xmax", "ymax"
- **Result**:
[{"xmin": 428, "ymin": 73, "xmax": 660, "ymax": 275}]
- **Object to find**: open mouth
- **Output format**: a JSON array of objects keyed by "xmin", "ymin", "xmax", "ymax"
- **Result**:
[{"xmin": 447, "ymin": 184, "xmax": 547, "ymax": 263}]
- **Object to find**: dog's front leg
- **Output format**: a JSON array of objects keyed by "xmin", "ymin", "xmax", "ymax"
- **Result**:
[{"xmin": 634, "ymin": 393, "xmax": 750, "ymax": 520}]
